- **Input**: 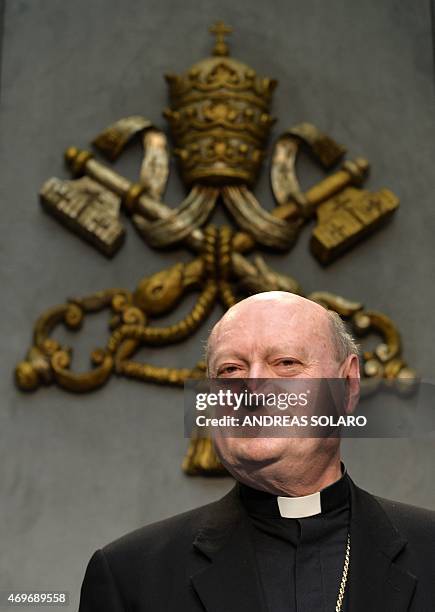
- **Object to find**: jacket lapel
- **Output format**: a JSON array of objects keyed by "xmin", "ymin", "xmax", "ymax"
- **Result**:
[
  {"xmin": 190, "ymin": 485, "xmax": 266, "ymax": 612},
  {"xmin": 348, "ymin": 479, "xmax": 417, "ymax": 612},
  {"xmin": 189, "ymin": 480, "xmax": 418, "ymax": 612}
]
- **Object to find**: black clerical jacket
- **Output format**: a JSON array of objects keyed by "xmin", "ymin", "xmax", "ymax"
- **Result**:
[{"xmin": 79, "ymin": 477, "xmax": 435, "ymax": 611}]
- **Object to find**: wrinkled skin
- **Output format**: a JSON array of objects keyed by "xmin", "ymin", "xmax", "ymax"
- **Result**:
[{"xmin": 208, "ymin": 291, "xmax": 360, "ymax": 497}]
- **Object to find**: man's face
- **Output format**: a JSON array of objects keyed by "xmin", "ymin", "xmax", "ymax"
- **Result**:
[{"xmin": 208, "ymin": 293, "xmax": 359, "ymax": 490}]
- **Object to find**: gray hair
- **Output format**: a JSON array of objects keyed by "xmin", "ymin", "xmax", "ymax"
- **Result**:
[{"xmin": 327, "ymin": 310, "xmax": 359, "ymax": 363}]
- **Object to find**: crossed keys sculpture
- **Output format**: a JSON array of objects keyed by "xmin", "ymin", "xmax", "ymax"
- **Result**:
[{"xmin": 15, "ymin": 23, "xmax": 415, "ymax": 475}]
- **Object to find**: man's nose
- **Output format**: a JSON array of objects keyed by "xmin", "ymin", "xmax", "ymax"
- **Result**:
[{"xmin": 246, "ymin": 362, "xmax": 273, "ymax": 387}]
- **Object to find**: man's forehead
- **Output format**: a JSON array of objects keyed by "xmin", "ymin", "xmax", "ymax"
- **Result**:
[
  {"xmin": 208, "ymin": 297, "xmax": 332, "ymax": 363},
  {"xmin": 215, "ymin": 297, "xmax": 327, "ymax": 334}
]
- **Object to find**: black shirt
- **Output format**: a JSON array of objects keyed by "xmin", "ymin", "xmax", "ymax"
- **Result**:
[{"xmin": 239, "ymin": 470, "xmax": 351, "ymax": 612}]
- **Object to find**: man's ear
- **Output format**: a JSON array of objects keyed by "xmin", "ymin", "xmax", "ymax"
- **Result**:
[{"xmin": 340, "ymin": 354, "xmax": 360, "ymax": 414}]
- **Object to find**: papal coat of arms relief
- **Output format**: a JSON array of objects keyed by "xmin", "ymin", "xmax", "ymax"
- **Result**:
[{"xmin": 15, "ymin": 23, "xmax": 415, "ymax": 475}]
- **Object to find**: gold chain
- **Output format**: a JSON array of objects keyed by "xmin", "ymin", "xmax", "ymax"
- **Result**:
[{"xmin": 335, "ymin": 533, "xmax": 351, "ymax": 612}]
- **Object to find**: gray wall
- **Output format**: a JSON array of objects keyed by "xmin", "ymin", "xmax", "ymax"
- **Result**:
[{"xmin": 1, "ymin": 0, "xmax": 434, "ymax": 609}]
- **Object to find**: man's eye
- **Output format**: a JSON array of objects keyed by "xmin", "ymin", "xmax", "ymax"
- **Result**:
[
  {"xmin": 218, "ymin": 365, "xmax": 239, "ymax": 375},
  {"xmin": 278, "ymin": 359, "xmax": 298, "ymax": 367}
]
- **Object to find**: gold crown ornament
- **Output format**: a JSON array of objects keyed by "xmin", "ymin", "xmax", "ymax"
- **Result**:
[{"xmin": 164, "ymin": 22, "xmax": 277, "ymax": 186}]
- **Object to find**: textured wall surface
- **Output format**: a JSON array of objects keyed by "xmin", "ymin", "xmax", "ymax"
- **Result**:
[{"xmin": 1, "ymin": 0, "xmax": 434, "ymax": 608}]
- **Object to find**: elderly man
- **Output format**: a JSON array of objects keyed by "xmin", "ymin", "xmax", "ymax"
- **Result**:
[{"xmin": 79, "ymin": 291, "xmax": 435, "ymax": 611}]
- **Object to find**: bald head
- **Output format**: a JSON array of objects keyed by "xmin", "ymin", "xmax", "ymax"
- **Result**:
[
  {"xmin": 207, "ymin": 291, "xmax": 361, "ymax": 496},
  {"xmin": 206, "ymin": 291, "xmax": 358, "ymax": 377}
]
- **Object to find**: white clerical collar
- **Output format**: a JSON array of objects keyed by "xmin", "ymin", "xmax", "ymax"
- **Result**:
[
  {"xmin": 239, "ymin": 464, "xmax": 349, "ymax": 519},
  {"xmin": 276, "ymin": 465, "xmax": 348, "ymax": 518},
  {"xmin": 277, "ymin": 491, "xmax": 321, "ymax": 518}
]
